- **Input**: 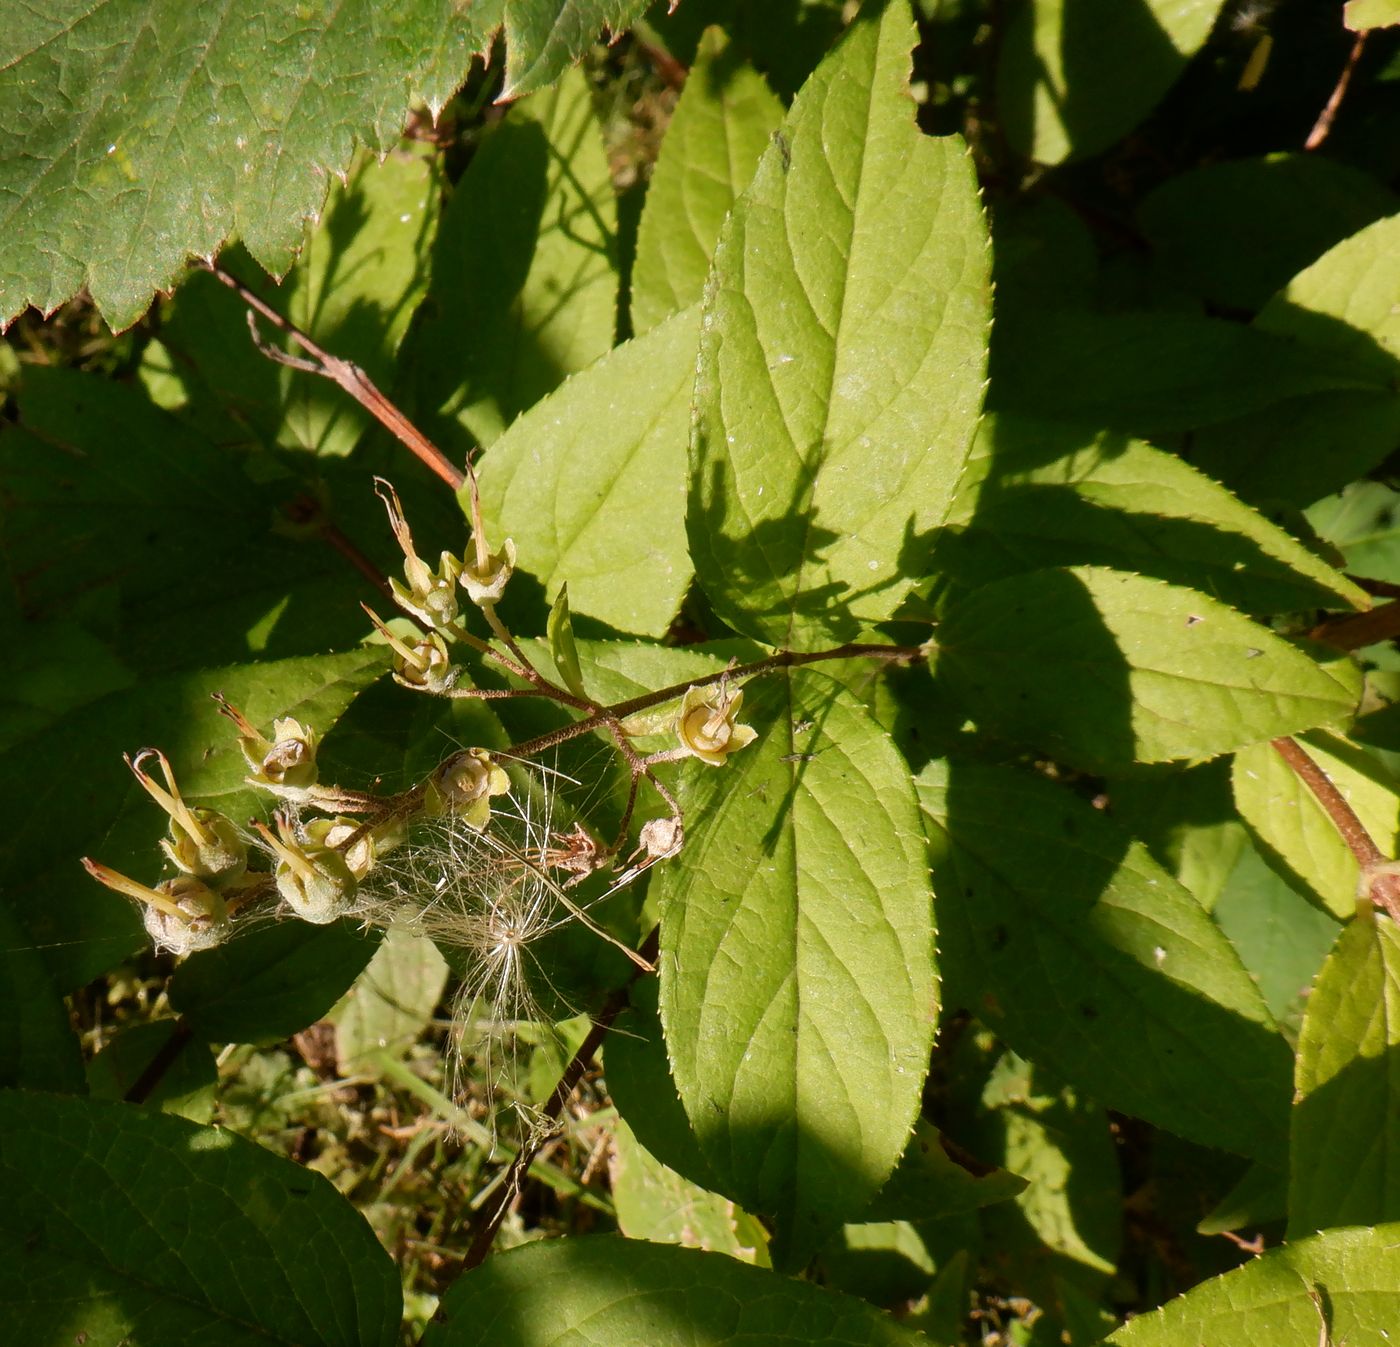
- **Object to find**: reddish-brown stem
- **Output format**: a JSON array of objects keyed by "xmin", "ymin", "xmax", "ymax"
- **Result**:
[
  {"xmin": 196, "ymin": 261, "xmax": 466, "ymax": 492},
  {"xmin": 1305, "ymin": 30, "xmax": 1367, "ymax": 151},
  {"xmin": 1309, "ymin": 598, "xmax": 1400, "ymax": 652},
  {"xmin": 1270, "ymin": 736, "xmax": 1400, "ymax": 919}
]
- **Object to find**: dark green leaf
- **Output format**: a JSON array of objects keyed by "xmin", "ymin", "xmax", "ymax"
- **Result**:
[
  {"xmin": 1138, "ymin": 153, "xmax": 1399, "ymax": 312},
  {"xmin": 0, "ymin": 646, "xmax": 387, "ymax": 990},
  {"xmin": 0, "ymin": 898, "xmax": 85, "ymax": 1094},
  {"xmin": 421, "ymin": 1235, "xmax": 924, "ymax": 1345},
  {"xmin": 990, "ymin": 309, "xmax": 1377, "ymax": 437},
  {"xmin": 1289, "ymin": 915, "xmax": 1400, "ymax": 1235},
  {"xmin": 0, "ymin": 1090, "xmax": 400, "ymax": 1346},
  {"xmin": 0, "ymin": 0, "xmax": 495, "ymax": 329},
  {"xmin": 631, "ymin": 26, "xmax": 783, "ymax": 335},
  {"xmin": 408, "ymin": 65, "xmax": 617, "ymax": 450},
  {"xmin": 1190, "ymin": 212, "xmax": 1400, "ymax": 507},
  {"xmin": 918, "ymin": 760, "xmax": 1294, "ymax": 1160},
  {"xmin": 86, "ymin": 1021, "xmax": 217, "ymax": 1123},
  {"xmin": 863, "ymin": 1120, "xmax": 1027, "ymax": 1224},
  {"xmin": 997, "ymin": 0, "xmax": 1227, "ymax": 164},
  {"xmin": 690, "ymin": 0, "xmax": 990, "ymax": 646},
  {"xmin": 935, "ymin": 566, "xmax": 1359, "ymax": 771},
  {"xmin": 171, "ymin": 920, "xmax": 381, "ymax": 1045}
]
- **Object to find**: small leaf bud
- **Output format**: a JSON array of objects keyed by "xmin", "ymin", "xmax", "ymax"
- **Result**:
[
  {"xmin": 460, "ymin": 536, "xmax": 516, "ymax": 606},
  {"xmin": 82, "ymin": 860, "xmax": 231, "ymax": 956},
  {"xmin": 126, "ymin": 749, "xmax": 248, "ymax": 882},
  {"xmin": 675, "ymin": 681, "xmax": 758, "ymax": 766},
  {"xmin": 375, "ymin": 477, "xmax": 463, "ymax": 628},
  {"xmin": 424, "ymin": 748, "xmax": 511, "ymax": 829},
  {"xmin": 254, "ymin": 814, "xmax": 357, "ymax": 925}
]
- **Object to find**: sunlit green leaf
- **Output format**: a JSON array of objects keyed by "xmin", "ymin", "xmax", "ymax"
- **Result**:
[
  {"xmin": 935, "ymin": 566, "xmax": 1359, "ymax": 771},
  {"xmin": 657, "ymin": 670, "xmax": 935, "ymax": 1267},
  {"xmin": 690, "ymin": 0, "xmax": 990, "ymax": 647},
  {"xmin": 610, "ymin": 1117, "xmax": 771, "ymax": 1265},
  {"xmin": 941, "ymin": 413, "xmax": 1367, "ymax": 615},
  {"xmin": 1234, "ymin": 732, "xmax": 1400, "ymax": 919},
  {"xmin": 475, "ymin": 305, "xmax": 701, "ymax": 637},
  {"xmin": 328, "ymin": 927, "xmax": 450, "ymax": 1071},
  {"xmin": 1107, "ymin": 1222, "xmax": 1400, "ymax": 1345}
]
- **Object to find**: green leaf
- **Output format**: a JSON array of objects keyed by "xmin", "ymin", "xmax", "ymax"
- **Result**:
[
  {"xmin": 917, "ymin": 760, "xmax": 1294, "ymax": 1160},
  {"xmin": 2, "ymin": 367, "xmax": 378, "ymax": 669},
  {"xmin": 171, "ymin": 921, "xmax": 382, "ymax": 1046},
  {"xmin": 1289, "ymin": 915, "xmax": 1400, "ymax": 1235},
  {"xmin": 975, "ymin": 1056, "xmax": 1121, "ymax": 1307},
  {"xmin": 610, "ymin": 1117, "xmax": 771, "ymax": 1265},
  {"xmin": 0, "ymin": 1, "xmax": 496, "ymax": 330},
  {"xmin": 863, "ymin": 1120, "xmax": 1027, "ymax": 1223},
  {"xmin": 86, "ymin": 1021, "xmax": 217, "ymax": 1123},
  {"xmin": 1212, "ymin": 842, "xmax": 1341, "ymax": 1034},
  {"xmin": 1234, "ymin": 732, "xmax": 1400, "ymax": 920},
  {"xmin": 1103, "ymin": 760, "xmax": 1247, "ymax": 913},
  {"xmin": 1138, "ymin": 153, "xmax": 1399, "ymax": 313},
  {"xmin": 631, "ymin": 26, "xmax": 784, "ymax": 335},
  {"xmin": 475, "ymin": 304, "xmax": 701, "ymax": 637},
  {"xmin": 0, "ymin": 621, "xmax": 135, "ymax": 754},
  {"xmin": 690, "ymin": 0, "xmax": 991, "ymax": 647},
  {"xmin": 547, "ymin": 585, "xmax": 589, "ymax": 700},
  {"xmin": 606, "ymin": 976, "xmax": 721, "ymax": 1192},
  {"xmin": 156, "ymin": 145, "xmax": 441, "ymax": 460},
  {"xmin": 997, "ymin": 0, "xmax": 1226, "ymax": 164},
  {"xmin": 420, "ymin": 1235, "xmax": 924, "ymax": 1346},
  {"xmin": 0, "ymin": 646, "xmax": 387, "ymax": 989},
  {"xmin": 940, "ymin": 413, "xmax": 1367, "ymax": 615},
  {"xmin": 1308, "ymin": 480, "xmax": 1400, "ymax": 585},
  {"xmin": 0, "ymin": 898, "xmax": 85, "ymax": 1094},
  {"xmin": 409, "ymin": 64, "xmax": 618, "ymax": 450},
  {"xmin": 934, "ymin": 566, "xmax": 1359, "ymax": 771},
  {"xmin": 327, "ymin": 927, "xmax": 450, "ymax": 1071},
  {"xmin": 501, "ymin": 2, "xmax": 653, "ymax": 98},
  {"xmin": 0, "ymin": 1090, "xmax": 400, "ymax": 1346},
  {"xmin": 1106, "ymin": 1222, "xmax": 1400, "ymax": 1345},
  {"xmin": 657, "ymin": 670, "xmax": 936, "ymax": 1267},
  {"xmin": 1346, "ymin": 0, "xmax": 1400, "ymax": 31},
  {"xmin": 989, "ymin": 309, "xmax": 1378, "ymax": 437},
  {"xmin": 1190, "ymin": 212, "xmax": 1400, "ymax": 507}
]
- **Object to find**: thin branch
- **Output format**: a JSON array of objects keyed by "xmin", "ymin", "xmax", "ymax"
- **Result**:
[
  {"xmin": 1305, "ymin": 30, "xmax": 1367, "ymax": 151},
  {"xmin": 1270, "ymin": 736, "xmax": 1400, "ymax": 919},
  {"xmin": 463, "ymin": 926, "xmax": 660, "ymax": 1268},
  {"xmin": 1308, "ymin": 599, "xmax": 1400, "ymax": 652},
  {"xmin": 195, "ymin": 260, "xmax": 466, "ymax": 492}
]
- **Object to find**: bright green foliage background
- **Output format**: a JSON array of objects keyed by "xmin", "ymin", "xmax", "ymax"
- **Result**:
[{"xmin": 5, "ymin": 0, "xmax": 1400, "ymax": 1343}]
